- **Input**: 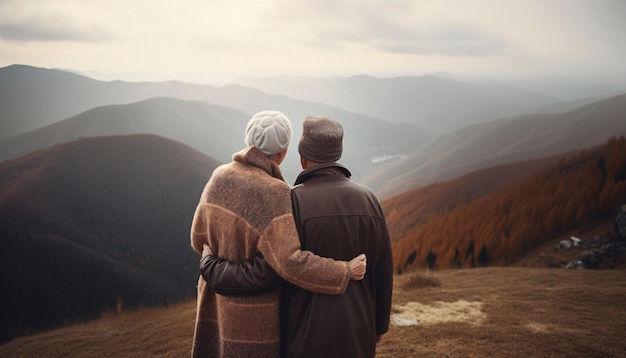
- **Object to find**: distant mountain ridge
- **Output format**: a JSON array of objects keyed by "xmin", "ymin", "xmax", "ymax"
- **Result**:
[
  {"xmin": 2, "ymin": 64, "xmax": 625, "ymax": 195},
  {"xmin": 0, "ymin": 134, "xmax": 219, "ymax": 343},
  {"xmin": 0, "ymin": 97, "xmax": 250, "ymax": 165},
  {"xmin": 366, "ymin": 93, "xmax": 626, "ymax": 198},
  {"xmin": 0, "ymin": 64, "xmax": 427, "ymax": 184},
  {"xmin": 233, "ymin": 74, "xmax": 563, "ymax": 134}
]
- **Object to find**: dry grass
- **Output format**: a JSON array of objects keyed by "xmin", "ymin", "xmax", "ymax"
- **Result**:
[
  {"xmin": 402, "ymin": 270, "xmax": 442, "ymax": 290},
  {"xmin": 1, "ymin": 267, "xmax": 625, "ymax": 357},
  {"xmin": 380, "ymin": 267, "xmax": 626, "ymax": 357},
  {"xmin": 0, "ymin": 304, "xmax": 197, "ymax": 357}
]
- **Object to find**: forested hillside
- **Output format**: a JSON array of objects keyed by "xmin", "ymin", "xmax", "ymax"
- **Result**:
[
  {"xmin": 0, "ymin": 134, "xmax": 219, "ymax": 343},
  {"xmin": 386, "ymin": 137, "xmax": 626, "ymax": 273}
]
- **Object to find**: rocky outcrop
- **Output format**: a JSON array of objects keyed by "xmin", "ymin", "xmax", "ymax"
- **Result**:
[
  {"xmin": 563, "ymin": 234, "xmax": 626, "ymax": 269},
  {"xmin": 560, "ymin": 205, "xmax": 626, "ymax": 269}
]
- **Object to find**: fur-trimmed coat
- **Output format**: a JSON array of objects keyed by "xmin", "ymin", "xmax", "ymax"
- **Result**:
[{"xmin": 190, "ymin": 147, "xmax": 350, "ymax": 357}]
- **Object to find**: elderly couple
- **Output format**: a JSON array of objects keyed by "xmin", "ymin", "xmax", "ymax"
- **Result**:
[{"xmin": 190, "ymin": 111, "xmax": 393, "ymax": 358}]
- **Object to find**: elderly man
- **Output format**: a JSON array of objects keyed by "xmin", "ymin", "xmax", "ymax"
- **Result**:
[
  {"xmin": 202, "ymin": 115, "xmax": 393, "ymax": 358},
  {"xmin": 190, "ymin": 111, "xmax": 366, "ymax": 358}
]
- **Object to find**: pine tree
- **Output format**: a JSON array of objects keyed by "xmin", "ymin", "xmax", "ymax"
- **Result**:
[
  {"xmin": 425, "ymin": 250, "xmax": 437, "ymax": 269},
  {"xmin": 478, "ymin": 244, "xmax": 490, "ymax": 267}
]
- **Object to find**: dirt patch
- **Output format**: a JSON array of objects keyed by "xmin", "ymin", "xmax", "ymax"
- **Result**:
[{"xmin": 391, "ymin": 300, "xmax": 485, "ymax": 327}]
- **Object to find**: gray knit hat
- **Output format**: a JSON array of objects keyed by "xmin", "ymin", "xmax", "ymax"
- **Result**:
[
  {"xmin": 245, "ymin": 110, "xmax": 292, "ymax": 155},
  {"xmin": 298, "ymin": 116, "xmax": 343, "ymax": 163}
]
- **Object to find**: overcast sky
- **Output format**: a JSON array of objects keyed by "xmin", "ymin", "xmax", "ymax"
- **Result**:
[{"xmin": 0, "ymin": 0, "xmax": 624, "ymax": 84}]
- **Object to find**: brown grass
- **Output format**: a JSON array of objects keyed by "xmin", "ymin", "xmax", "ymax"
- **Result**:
[
  {"xmin": 1, "ymin": 267, "xmax": 625, "ymax": 357},
  {"xmin": 381, "ymin": 267, "xmax": 626, "ymax": 357},
  {"xmin": 402, "ymin": 270, "xmax": 442, "ymax": 290}
]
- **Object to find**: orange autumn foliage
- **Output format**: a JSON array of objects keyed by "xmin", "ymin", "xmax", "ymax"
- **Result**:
[{"xmin": 383, "ymin": 137, "xmax": 626, "ymax": 273}]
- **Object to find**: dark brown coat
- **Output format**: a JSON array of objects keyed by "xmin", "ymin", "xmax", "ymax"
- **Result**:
[{"xmin": 281, "ymin": 163, "xmax": 393, "ymax": 358}]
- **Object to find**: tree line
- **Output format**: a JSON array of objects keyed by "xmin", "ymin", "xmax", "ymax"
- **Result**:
[{"xmin": 390, "ymin": 136, "xmax": 626, "ymax": 273}]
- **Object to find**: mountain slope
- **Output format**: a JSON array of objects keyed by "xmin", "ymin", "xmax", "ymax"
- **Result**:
[
  {"xmin": 0, "ymin": 64, "xmax": 137, "ymax": 139},
  {"xmin": 0, "ymin": 64, "xmax": 256, "ymax": 139},
  {"xmin": 368, "ymin": 93, "xmax": 626, "ymax": 198},
  {"xmin": 0, "ymin": 134, "xmax": 220, "ymax": 343},
  {"xmin": 384, "ymin": 137, "xmax": 626, "ymax": 273},
  {"xmin": 0, "ymin": 97, "xmax": 250, "ymax": 165},
  {"xmin": 382, "ymin": 153, "xmax": 568, "ymax": 244}
]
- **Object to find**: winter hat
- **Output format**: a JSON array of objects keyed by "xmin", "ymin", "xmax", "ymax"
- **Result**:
[
  {"xmin": 298, "ymin": 116, "xmax": 343, "ymax": 163},
  {"xmin": 245, "ymin": 111, "xmax": 292, "ymax": 155}
]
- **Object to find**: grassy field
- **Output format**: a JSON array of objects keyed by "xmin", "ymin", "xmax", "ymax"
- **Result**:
[{"xmin": 2, "ymin": 267, "xmax": 625, "ymax": 357}]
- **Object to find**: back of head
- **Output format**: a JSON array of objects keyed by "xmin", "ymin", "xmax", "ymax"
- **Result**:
[
  {"xmin": 298, "ymin": 116, "xmax": 343, "ymax": 163},
  {"xmin": 245, "ymin": 111, "xmax": 292, "ymax": 155}
]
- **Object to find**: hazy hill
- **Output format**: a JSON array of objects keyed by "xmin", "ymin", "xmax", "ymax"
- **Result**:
[
  {"xmin": 384, "ymin": 137, "xmax": 626, "ymax": 273},
  {"xmin": 233, "ymin": 74, "xmax": 562, "ymax": 134},
  {"xmin": 0, "ymin": 97, "xmax": 250, "ymax": 165},
  {"xmin": 0, "ymin": 134, "xmax": 220, "ymax": 343},
  {"xmin": 0, "ymin": 95, "xmax": 424, "ymax": 185},
  {"xmin": 0, "ymin": 64, "xmax": 138, "ymax": 139},
  {"xmin": 510, "ymin": 76, "xmax": 626, "ymax": 102},
  {"xmin": 0, "ymin": 64, "xmax": 427, "ymax": 184},
  {"xmin": 367, "ymin": 93, "xmax": 626, "ymax": 198},
  {"xmin": 0, "ymin": 64, "xmax": 264, "ymax": 139}
]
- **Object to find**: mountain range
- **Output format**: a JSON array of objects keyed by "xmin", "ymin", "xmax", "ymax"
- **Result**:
[
  {"xmin": 0, "ymin": 97, "xmax": 250, "ymax": 167},
  {"xmin": 3, "ymin": 64, "xmax": 626, "ymax": 194},
  {"xmin": 1, "ymin": 63, "xmax": 626, "ymax": 343},
  {"xmin": 0, "ymin": 64, "xmax": 426, "ymax": 184},
  {"xmin": 233, "ymin": 74, "xmax": 568, "ymax": 134},
  {"xmin": 365, "ymin": 93, "xmax": 626, "ymax": 198}
]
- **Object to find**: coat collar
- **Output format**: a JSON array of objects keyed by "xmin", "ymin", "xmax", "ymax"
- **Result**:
[
  {"xmin": 233, "ymin": 146, "xmax": 285, "ymax": 182},
  {"xmin": 294, "ymin": 162, "xmax": 351, "ymax": 186}
]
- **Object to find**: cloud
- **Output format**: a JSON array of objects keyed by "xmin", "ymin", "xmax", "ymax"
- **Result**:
[
  {"xmin": 232, "ymin": 0, "xmax": 504, "ymax": 57},
  {"xmin": 0, "ymin": 21, "xmax": 112, "ymax": 42},
  {"xmin": 365, "ymin": 26, "xmax": 506, "ymax": 56},
  {"xmin": 0, "ymin": 0, "xmax": 624, "ymax": 81},
  {"xmin": 0, "ymin": 0, "xmax": 115, "ymax": 43}
]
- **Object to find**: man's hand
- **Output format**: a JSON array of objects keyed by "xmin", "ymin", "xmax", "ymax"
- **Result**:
[
  {"xmin": 348, "ymin": 254, "xmax": 367, "ymax": 280},
  {"xmin": 202, "ymin": 243, "xmax": 213, "ymax": 258},
  {"xmin": 376, "ymin": 334, "xmax": 384, "ymax": 347}
]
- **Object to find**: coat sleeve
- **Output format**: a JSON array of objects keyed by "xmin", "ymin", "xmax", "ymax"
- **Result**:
[
  {"xmin": 190, "ymin": 203, "xmax": 209, "ymax": 255},
  {"xmin": 191, "ymin": 178, "xmax": 214, "ymax": 255},
  {"xmin": 199, "ymin": 254, "xmax": 283, "ymax": 296},
  {"xmin": 258, "ymin": 212, "xmax": 350, "ymax": 295}
]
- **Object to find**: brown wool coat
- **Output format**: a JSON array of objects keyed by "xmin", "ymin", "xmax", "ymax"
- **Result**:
[{"xmin": 190, "ymin": 147, "xmax": 350, "ymax": 358}]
